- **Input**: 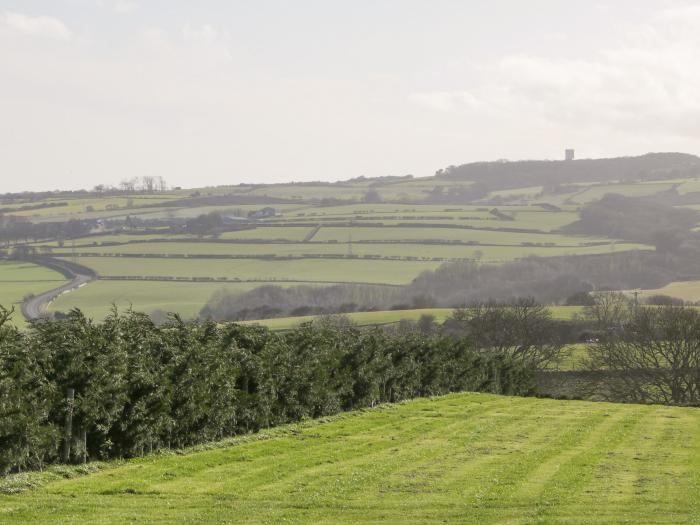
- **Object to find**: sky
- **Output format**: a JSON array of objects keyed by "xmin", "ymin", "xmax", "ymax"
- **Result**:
[{"xmin": 1, "ymin": 0, "xmax": 700, "ymax": 192}]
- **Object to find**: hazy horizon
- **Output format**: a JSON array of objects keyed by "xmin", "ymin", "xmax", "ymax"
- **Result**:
[{"xmin": 3, "ymin": 0, "xmax": 700, "ymax": 192}]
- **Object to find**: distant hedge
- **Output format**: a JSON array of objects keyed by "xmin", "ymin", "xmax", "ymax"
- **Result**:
[{"xmin": 0, "ymin": 307, "xmax": 534, "ymax": 474}]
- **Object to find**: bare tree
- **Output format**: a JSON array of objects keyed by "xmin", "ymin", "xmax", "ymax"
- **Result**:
[
  {"xmin": 446, "ymin": 298, "xmax": 565, "ymax": 369},
  {"xmin": 586, "ymin": 306, "xmax": 700, "ymax": 405},
  {"xmin": 583, "ymin": 291, "xmax": 633, "ymax": 330},
  {"xmin": 141, "ymin": 176, "xmax": 156, "ymax": 193},
  {"xmin": 119, "ymin": 178, "xmax": 137, "ymax": 193}
]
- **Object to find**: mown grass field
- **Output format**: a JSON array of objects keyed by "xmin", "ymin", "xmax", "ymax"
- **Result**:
[
  {"xmin": 2, "ymin": 393, "xmax": 699, "ymax": 524},
  {"xmin": 0, "ymin": 261, "xmax": 67, "ymax": 327}
]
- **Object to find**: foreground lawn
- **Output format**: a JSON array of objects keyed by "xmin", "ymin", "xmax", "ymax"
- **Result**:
[{"xmin": 2, "ymin": 393, "xmax": 699, "ymax": 524}]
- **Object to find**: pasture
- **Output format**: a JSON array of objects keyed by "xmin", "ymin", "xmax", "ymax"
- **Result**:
[
  {"xmin": 49, "ymin": 240, "xmax": 650, "ymax": 261},
  {"xmin": 46, "ymin": 280, "xmax": 302, "ymax": 321},
  {"xmin": 2, "ymin": 393, "xmax": 699, "ymax": 523},
  {"xmin": 242, "ymin": 306, "xmax": 584, "ymax": 331},
  {"xmin": 634, "ymin": 280, "xmax": 700, "ymax": 303},
  {"xmin": 0, "ymin": 261, "xmax": 67, "ymax": 327},
  {"xmin": 312, "ymin": 226, "xmax": 613, "ymax": 245},
  {"xmin": 67, "ymin": 257, "xmax": 441, "ymax": 285}
]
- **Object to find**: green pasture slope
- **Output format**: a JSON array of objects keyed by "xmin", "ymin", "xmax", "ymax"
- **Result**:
[{"xmin": 2, "ymin": 393, "xmax": 699, "ymax": 523}]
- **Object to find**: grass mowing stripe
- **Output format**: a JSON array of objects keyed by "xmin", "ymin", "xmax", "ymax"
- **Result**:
[
  {"xmin": 527, "ymin": 408, "xmax": 646, "ymax": 522},
  {"xmin": 243, "ymin": 396, "xmax": 515, "ymax": 501},
  {"xmin": 3, "ymin": 393, "xmax": 700, "ymax": 524},
  {"xmin": 528, "ymin": 406, "xmax": 700, "ymax": 523},
  {"xmin": 173, "ymin": 404, "xmax": 447, "ymax": 495},
  {"xmin": 588, "ymin": 407, "xmax": 667, "ymax": 505},
  {"xmin": 292, "ymin": 403, "xmax": 523, "ymax": 502},
  {"xmin": 511, "ymin": 406, "xmax": 633, "ymax": 500},
  {"xmin": 434, "ymin": 399, "xmax": 607, "ymax": 502},
  {"xmin": 375, "ymin": 399, "xmax": 550, "ymax": 500}
]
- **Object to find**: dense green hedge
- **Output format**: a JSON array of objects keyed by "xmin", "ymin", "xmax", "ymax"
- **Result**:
[{"xmin": 0, "ymin": 307, "xmax": 535, "ymax": 474}]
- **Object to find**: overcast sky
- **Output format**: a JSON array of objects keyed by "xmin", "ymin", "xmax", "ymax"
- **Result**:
[{"xmin": 2, "ymin": 1, "xmax": 700, "ymax": 192}]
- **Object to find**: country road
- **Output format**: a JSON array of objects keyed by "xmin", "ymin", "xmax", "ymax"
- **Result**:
[{"xmin": 21, "ymin": 257, "xmax": 97, "ymax": 320}]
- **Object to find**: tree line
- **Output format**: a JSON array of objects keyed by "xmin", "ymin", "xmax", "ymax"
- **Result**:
[
  {"xmin": 0, "ymin": 306, "xmax": 535, "ymax": 475},
  {"xmin": 0, "ymin": 216, "xmax": 91, "ymax": 247},
  {"xmin": 200, "ymin": 247, "xmax": 700, "ymax": 322}
]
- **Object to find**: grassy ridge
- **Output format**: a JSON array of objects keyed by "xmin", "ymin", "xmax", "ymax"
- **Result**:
[{"xmin": 2, "ymin": 393, "xmax": 699, "ymax": 523}]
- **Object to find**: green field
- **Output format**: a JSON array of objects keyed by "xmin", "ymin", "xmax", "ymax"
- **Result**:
[
  {"xmin": 3, "ymin": 167, "xmax": 693, "ymax": 326},
  {"xmin": 488, "ymin": 185, "xmax": 544, "ymax": 200},
  {"xmin": 312, "ymin": 226, "xmax": 607, "ymax": 245},
  {"xmin": 243, "ymin": 306, "xmax": 584, "ymax": 331},
  {"xmin": 2, "ymin": 393, "xmax": 699, "ymax": 523},
  {"xmin": 633, "ymin": 280, "xmax": 700, "ymax": 303},
  {"xmin": 566, "ymin": 182, "xmax": 675, "ymax": 204},
  {"xmin": 0, "ymin": 261, "xmax": 67, "ymax": 327},
  {"xmin": 49, "ymin": 240, "xmax": 650, "ymax": 262},
  {"xmin": 6, "ymin": 195, "xmax": 180, "ymax": 219},
  {"xmin": 47, "ymin": 280, "xmax": 312, "ymax": 321},
  {"xmin": 69, "ymin": 257, "xmax": 440, "ymax": 285}
]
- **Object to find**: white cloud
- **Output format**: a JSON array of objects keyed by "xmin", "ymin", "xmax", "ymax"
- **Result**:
[
  {"xmin": 1, "ymin": 11, "xmax": 72, "ymax": 40},
  {"xmin": 410, "ymin": 6, "xmax": 700, "ymax": 139},
  {"xmin": 113, "ymin": 1, "xmax": 137, "ymax": 14},
  {"xmin": 90, "ymin": 0, "xmax": 137, "ymax": 14},
  {"xmin": 409, "ymin": 91, "xmax": 483, "ymax": 112},
  {"xmin": 182, "ymin": 24, "xmax": 218, "ymax": 45}
]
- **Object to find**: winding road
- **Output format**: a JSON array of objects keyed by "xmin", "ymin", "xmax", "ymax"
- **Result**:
[{"xmin": 21, "ymin": 257, "xmax": 97, "ymax": 320}]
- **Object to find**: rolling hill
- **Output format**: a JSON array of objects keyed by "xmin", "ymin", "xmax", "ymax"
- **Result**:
[{"xmin": 4, "ymin": 152, "xmax": 700, "ymax": 325}]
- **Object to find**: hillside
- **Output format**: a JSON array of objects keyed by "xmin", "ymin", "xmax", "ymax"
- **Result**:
[
  {"xmin": 1, "ymin": 393, "xmax": 698, "ymax": 524},
  {"xmin": 6, "ymin": 152, "xmax": 700, "ymax": 324}
]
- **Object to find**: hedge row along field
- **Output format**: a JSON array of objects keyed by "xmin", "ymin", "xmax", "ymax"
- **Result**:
[{"xmin": 0, "ymin": 307, "xmax": 533, "ymax": 475}]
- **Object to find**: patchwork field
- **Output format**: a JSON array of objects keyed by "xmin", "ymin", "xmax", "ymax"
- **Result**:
[
  {"xmin": 2, "ymin": 393, "xmax": 699, "ymax": 523},
  {"xmin": 5, "ymin": 158, "xmax": 699, "ymax": 324}
]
